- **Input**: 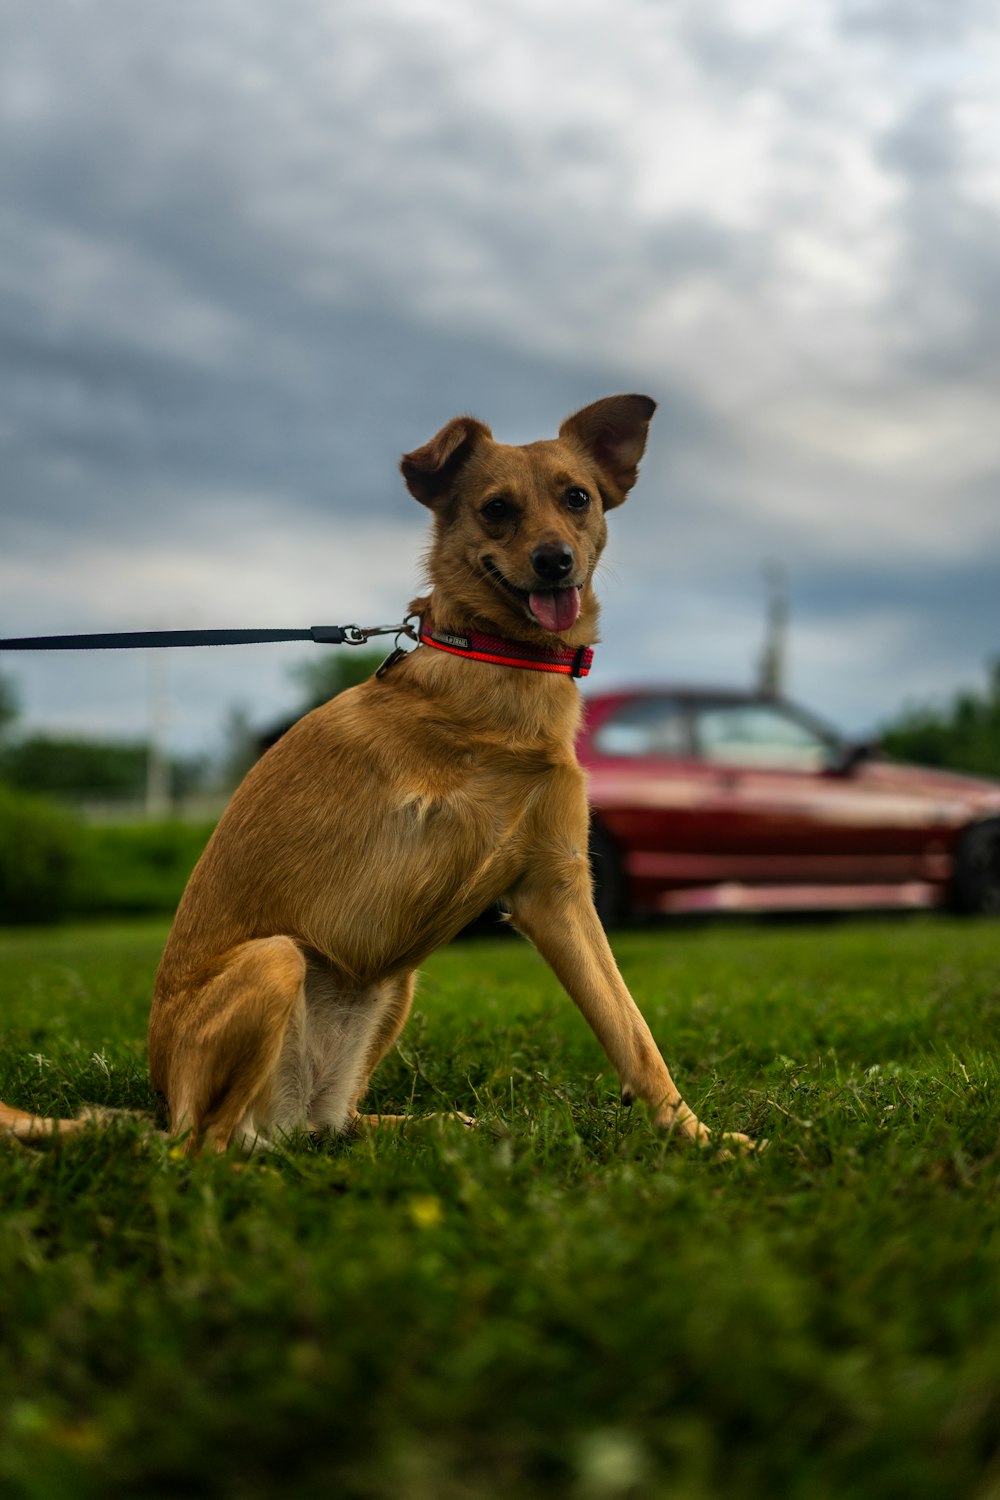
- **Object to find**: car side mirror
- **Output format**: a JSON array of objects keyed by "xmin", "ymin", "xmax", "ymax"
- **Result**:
[{"xmin": 828, "ymin": 738, "xmax": 879, "ymax": 776}]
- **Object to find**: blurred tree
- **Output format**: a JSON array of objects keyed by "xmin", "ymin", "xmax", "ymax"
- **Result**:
[
  {"xmin": 289, "ymin": 648, "xmax": 387, "ymax": 712},
  {"xmin": 252, "ymin": 649, "xmax": 389, "ymax": 758},
  {"xmin": 252, "ymin": 648, "xmax": 390, "ymax": 758},
  {"xmin": 0, "ymin": 735, "xmax": 209, "ymax": 805},
  {"xmin": 221, "ymin": 704, "xmax": 259, "ymax": 789},
  {"xmin": 880, "ymin": 659, "xmax": 1000, "ymax": 778},
  {"xmin": 0, "ymin": 669, "xmax": 18, "ymax": 738},
  {"xmin": 0, "ymin": 737, "xmax": 148, "ymax": 801}
]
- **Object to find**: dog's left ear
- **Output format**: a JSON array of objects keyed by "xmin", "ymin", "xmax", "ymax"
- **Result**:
[
  {"xmin": 559, "ymin": 394, "xmax": 657, "ymax": 509},
  {"xmin": 401, "ymin": 416, "xmax": 493, "ymax": 508}
]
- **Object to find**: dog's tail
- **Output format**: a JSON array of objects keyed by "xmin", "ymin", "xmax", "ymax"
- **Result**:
[{"xmin": 0, "ymin": 1098, "xmax": 137, "ymax": 1144}]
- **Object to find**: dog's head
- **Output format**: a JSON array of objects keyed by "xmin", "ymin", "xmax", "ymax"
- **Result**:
[{"xmin": 400, "ymin": 394, "xmax": 656, "ymax": 643}]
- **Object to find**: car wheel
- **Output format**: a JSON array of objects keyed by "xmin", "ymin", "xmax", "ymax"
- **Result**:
[
  {"xmin": 589, "ymin": 821, "xmax": 626, "ymax": 928},
  {"xmin": 952, "ymin": 818, "xmax": 1000, "ymax": 915}
]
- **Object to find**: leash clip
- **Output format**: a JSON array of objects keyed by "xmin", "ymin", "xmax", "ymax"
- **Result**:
[
  {"xmin": 376, "ymin": 616, "xmax": 421, "ymax": 679},
  {"xmin": 338, "ymin": 623, "xmax": 413, "ymax": 646}
]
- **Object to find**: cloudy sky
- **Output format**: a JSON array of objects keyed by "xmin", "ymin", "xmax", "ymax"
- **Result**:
[{"xmin": 2, "ymin": 0, "xmax": 999, "ymax": 756}]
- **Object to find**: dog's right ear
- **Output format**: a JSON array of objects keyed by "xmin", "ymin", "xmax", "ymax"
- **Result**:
[{"xmin": 400, "ymin": 416, "xmax": 493, "ymax": 508}]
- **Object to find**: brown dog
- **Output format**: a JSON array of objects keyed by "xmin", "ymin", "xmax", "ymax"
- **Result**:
[{"xmin": 1, "ymin": 395, "xmax": 752, "ymax": 1154}]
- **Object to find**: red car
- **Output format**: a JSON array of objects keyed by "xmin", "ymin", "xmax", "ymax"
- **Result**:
[{"xmin": 578, "ymin": 687, "xmax": 1000, "ymax": 923}]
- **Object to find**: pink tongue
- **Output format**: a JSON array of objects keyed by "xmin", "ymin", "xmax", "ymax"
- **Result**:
[{"xmin": 529, "ymin": 587, "xmax": 580, "ymax": 634}]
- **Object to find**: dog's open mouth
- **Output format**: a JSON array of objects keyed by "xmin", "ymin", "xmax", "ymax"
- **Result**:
[{"xmin": 483, "ymin": 558, "xmax": 581, "ymax": 633}]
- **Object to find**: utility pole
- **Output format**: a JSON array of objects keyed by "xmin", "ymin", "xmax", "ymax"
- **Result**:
[{"xmin": 757, "ymin": 560, "xmax": 788, "ymax": 698}]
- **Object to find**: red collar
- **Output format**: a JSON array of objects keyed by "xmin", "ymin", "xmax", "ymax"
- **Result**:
[{"xmin": 419, "ymin": 622, "xmax": 594, "ymax": 678}]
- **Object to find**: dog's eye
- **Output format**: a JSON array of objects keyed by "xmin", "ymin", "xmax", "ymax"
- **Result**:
[
  {"xmin": 481, "ymin": 497, "xmax": 511, "ymax": 523},
  {"xmin": 566, "ymin": 487, "xmax": 591, "ymax": 511}
]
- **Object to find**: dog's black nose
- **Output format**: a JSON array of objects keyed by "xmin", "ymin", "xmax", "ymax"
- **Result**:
[{"xmin": 531, "ymin": 542, "xmax": 574, "ymax": 582}]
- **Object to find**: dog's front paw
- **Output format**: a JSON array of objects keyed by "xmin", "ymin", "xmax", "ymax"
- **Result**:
[
  {"xmin": 653, "ymin": 1102, "xmax": 762, "ymax": 1158},
  {"xmin": 712, "ymin": 1130, "xmax": 766, "ymax": 1161},
  {"xmin": 428, "ymin": 1110, "xmax": 478, "ymax": 1131}
]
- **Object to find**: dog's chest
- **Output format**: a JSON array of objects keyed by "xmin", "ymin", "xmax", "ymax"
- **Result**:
[{"xmin": 393, "ymin": 743, "xmax": 583, "ymax": 859}]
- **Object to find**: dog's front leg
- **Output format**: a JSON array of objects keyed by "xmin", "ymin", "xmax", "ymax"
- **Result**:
[{"xmin": 507, "ymin": 868, "xmax": 752, "ymax": 1150}]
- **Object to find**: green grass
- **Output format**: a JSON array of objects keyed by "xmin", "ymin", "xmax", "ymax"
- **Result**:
[{"xmin": 2, "ymin": 916, "xmax": 999, "ymax": 1499}]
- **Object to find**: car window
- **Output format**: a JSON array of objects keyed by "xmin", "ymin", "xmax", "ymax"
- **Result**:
[
  {"xmin": 592, "ymin": 698, "xmax": 691, "ymax": 758},
  {"xmin": 695, "ymin": 704, "xmax": 832, "ymax": 771}
]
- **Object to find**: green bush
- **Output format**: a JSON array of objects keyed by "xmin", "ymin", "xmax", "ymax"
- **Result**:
[
  {"xmin": 72, "ymin": 820, "xmax": 215, "ymax": 918},
  {"xmin": 0, "ymin": 781, "xmax": 81, "ymax": 923},
  {"xmin": 0, "ymin": 792, "xmax": 215, "ymax": 925}
]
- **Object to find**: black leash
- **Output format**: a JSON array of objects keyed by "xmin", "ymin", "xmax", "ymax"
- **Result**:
[{"xmin": 0, "ymin": 621, "xmax": 417, "ymax": 652}]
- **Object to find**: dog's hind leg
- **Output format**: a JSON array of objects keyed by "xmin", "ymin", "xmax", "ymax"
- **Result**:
[
  {"xmin": 296, "ymin": 968, "xmax": 418, "ymax": 1135},
  {"xmin": 348, "ymin": 973, "xmax": 476, "ymax": 1132},
  {"xmin": 150, "ymin": 935, "xmax": 307, "ymax": 1154},
  {"xmin": 348, "ymin": 971, "xmax": 416, "ymax": 1127},
  {"xmin": 301, "ymin": 971, "xmax": 472, "ymax": 1132}
]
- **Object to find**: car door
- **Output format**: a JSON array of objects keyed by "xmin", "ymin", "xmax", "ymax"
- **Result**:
[
  {"xmin": 584, "ymin": 695, "xmax": 748, "ymax": 891},
  {"xmin": 688, "ymin": 700, "xmax": 936, "ymax": 885}
]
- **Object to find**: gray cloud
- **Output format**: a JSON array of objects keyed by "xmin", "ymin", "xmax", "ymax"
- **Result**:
[
  {"xmin": 840, "ymin": 0, "xmax": 996, "ymax": 46},
  {"xmin": 2, "ymin": 0, "xmax": 999, "ymax": 754},
  {"xmin": 874, "ymin": 97, "xmax": 1000, "ymax": 385}
]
